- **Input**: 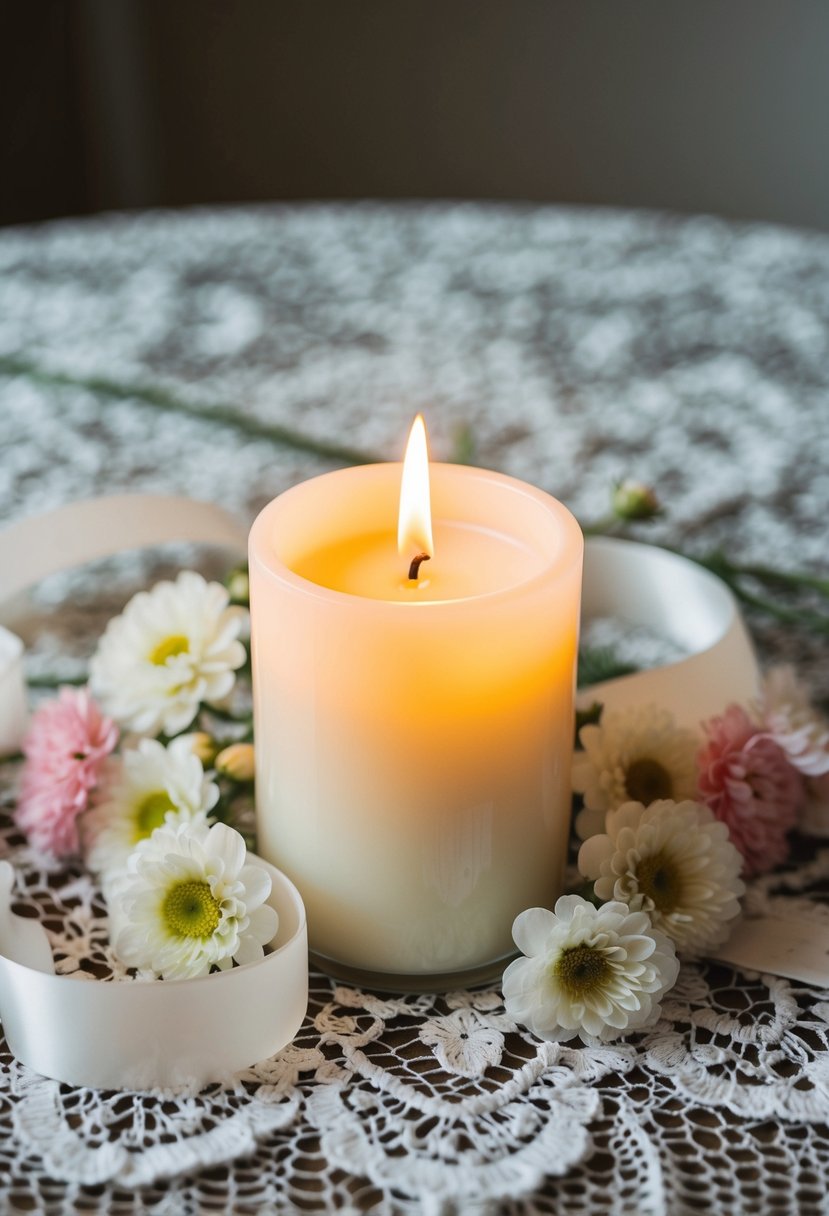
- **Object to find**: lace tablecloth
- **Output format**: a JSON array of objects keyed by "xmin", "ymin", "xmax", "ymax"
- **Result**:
[{"xmin": 1, "ymin": 202, "xmax": 829, "ymax": 1214}]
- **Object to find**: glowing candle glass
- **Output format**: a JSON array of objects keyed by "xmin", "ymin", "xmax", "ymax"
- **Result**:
[{"xmin": 249, "ymin": 424, "xmax": 582, "ymax": 989}]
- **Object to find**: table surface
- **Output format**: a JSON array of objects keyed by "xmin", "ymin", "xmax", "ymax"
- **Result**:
[{"xmin": 1, "ymin": 202, "xmax": 828, "ymax": 1215}]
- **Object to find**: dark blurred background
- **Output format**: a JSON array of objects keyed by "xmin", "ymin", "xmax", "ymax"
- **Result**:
[{"xmin": 4, "ymin": 0, "xmax": 829, "ymax": 230}]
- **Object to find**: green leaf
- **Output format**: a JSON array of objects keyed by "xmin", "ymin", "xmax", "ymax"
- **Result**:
[
  {"xmin": 574, "ymin": 701, "xmax": 603, "ymax": 746},
  {"xmin": 577, "ymin": 646, "xmax": 639, "ymax": 688}
]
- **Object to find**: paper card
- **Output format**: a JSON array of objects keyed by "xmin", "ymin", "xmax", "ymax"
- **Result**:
[{"xmin": 708, "ymin": 914, "xmax": 829, "ymax": 987}]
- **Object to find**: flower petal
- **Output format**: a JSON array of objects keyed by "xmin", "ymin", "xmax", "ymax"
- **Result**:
[
  {"xmin": 204, "ymin": 822, "xmax": 247, "ymax": 878},
  {"xmin": 511, "ymin": 907, "xmax": 556, "ymax": 956}
]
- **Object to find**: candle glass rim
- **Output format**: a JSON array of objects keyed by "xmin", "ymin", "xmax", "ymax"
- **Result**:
[{"xmin": 249, "ymin": 462, "xmax": 583, "ymax": 611}]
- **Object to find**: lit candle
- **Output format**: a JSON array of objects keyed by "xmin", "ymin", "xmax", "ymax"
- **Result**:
[{"xmin": 249, "ymin": 418, "xmax": 582, "ymax": 987}]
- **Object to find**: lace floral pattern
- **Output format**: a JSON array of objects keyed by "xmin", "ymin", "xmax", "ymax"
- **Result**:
[{"xmin": 3, "ymin": 800, "xmax": 829, "ymax": 1213}]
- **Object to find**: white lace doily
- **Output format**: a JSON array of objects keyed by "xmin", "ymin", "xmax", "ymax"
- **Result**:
[{"xmin": 2, "ymin": 800, "xmax": 829, "ymax": 1214}]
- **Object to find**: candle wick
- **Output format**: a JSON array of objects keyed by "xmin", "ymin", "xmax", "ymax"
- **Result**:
[{"xmin": 407, "ymin": 553, "xmax": 431, "ymax": 581}]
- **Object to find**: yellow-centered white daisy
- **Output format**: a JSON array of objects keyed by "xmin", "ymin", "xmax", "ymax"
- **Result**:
[
  {"xmin": 572, "ymin": 706, "xmax": 698, "ymax": 840},
  {"xmin": 89, "ymin": 571, "xmax": 247, "ymax": 736},
  {"xmin": 84, "ymin": 737, "xmax": 219, "ymax": 881},
  {"xmin": 502, "ymin": 896, "xmax": 679, "ymax": 1046},
  {"xmin": 578, "ymin": 799, "xmax": 745, "ymax": 954},
  {"xmin": 110, "ymin": 820, "xmax": 278, "ymax": 980}
]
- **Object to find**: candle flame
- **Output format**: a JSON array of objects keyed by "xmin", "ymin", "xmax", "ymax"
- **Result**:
[{"xmin": 398, "ymin": 414, "xmax": 434, "ymax": 559}]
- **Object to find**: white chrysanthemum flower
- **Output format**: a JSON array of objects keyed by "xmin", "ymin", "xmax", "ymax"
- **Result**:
[
  {"xmin": 110, "ymin": 820, "xmax": 278, "ymax": 980},
  {"xmin": 578, "ymin": 800, "xmax": 745, "ymax": 954},
  {"xmin": 84, "ymin": 737, "xmax": 219, "ymax": 880},
  {"xmin": 572, "ymin": 706, "xmax": 699, "ymax": 840},
  {"xmin": 761, "ymin": 666, "xmax": 829, "ymax": 777},
  {"xmin": 89, "ymin": 571, "xmax": 247, "ymax": 736},
  {"xmin": 502, "ymin": 896, "xmax": 679, "ymax": 1046}
]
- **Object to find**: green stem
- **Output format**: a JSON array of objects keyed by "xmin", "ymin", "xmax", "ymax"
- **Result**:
[
  {"xmin": 724, "ymin": 562, "xmax": 829, "ymax": 597},
  {"xmin": 27, "ymin": 673, "xmax": 87, "ymax": 688},
  {"xmin": 7, "ymin": 354, "xmax": 828, "ymax": 637},
  {"xmin": 721, "ymin": 581, "xmax": 829, "ymax": 633},
  {"xmin": 694, "ymin": 552, "xmax": 829, "ymax": 631},
  {"xmin": 202, "ymin": 704, "xmax": 254, "ymax": 726},
  {"xmin": 581, "ymin": 515, "xmax": 625, "ymax": 538},
  {"xmin": 0, "ymin": 355, "xmax": 381, "ymax": 468},
  {"xmin": 586, "ymin": 526, "xmax": 829, "ymax": 635}
]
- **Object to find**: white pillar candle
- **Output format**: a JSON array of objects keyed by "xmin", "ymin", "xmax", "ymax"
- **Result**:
[{"xmin": 249, "ymin": 438, "xmax": 582, "ymax": 986}]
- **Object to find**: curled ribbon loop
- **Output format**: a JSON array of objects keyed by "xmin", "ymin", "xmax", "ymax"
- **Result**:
[
  {"xmin": 580, "ymin": 536, "xmax": 760, "ymax": 729},
  {"xmin": 0, "ymin": 496, "xmax": 308, "ymax": 1090}
]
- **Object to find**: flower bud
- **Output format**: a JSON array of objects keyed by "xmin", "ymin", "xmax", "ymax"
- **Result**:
[
  {"xmin": 611, "ymin": 480, "xmax": 661, "ymax": 522},
  {"xmin": 177, "ymin": 731, "xmax": 218, "ymax": 766},
  {"xmin": 215, "ymin": 742, "xmax": 255, "ymax": 783},
  {"xmin": 225, "ymin": 566, "xmax": 250, "ymax": 606}
]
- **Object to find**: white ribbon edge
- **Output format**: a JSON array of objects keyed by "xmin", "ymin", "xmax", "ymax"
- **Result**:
[
  {"xmin": 580, "ymin": 536, "xmax": 760, "ymax": 730},
  {"xmin": 0, "ymin": 495, "xmax": 313, "ymax": 1093},
  {"xmin": 0, "ymin": 493, "xmax": 248, "ymax": 604},
  {"xmin": 0, "ymin": 495, "xmax": 248, "ymax": 753},
  {"xmin": 0, "ymin": 857, "xmax": 309, "ymax": 1092}
]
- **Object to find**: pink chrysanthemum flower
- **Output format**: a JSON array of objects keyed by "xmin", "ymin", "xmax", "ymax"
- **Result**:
[
  {"xmin": 697, "ymin": 704, "xmax": 803, "ymax": 876},
  {"xmin": 15, "ymin": 687, "xmax": 119, "ymax": 857}
]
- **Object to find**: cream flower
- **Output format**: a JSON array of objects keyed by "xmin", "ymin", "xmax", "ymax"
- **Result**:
[
  {"xmin": 578, "ymin": 800, "xmax": 744, "ymax": 954},
  {"xmin": 572, "ymin": 706, "xmax": 698, "ymax": 839},
  {"xmin": 110, "ymin": 820, "xmax": 278, "ymax": 980},
  {"xmin": 761, "ymin": 666, "xmax": 829, "ymax": 777},
  {"xmin": 502, "ymin": 897, "xmax": 679, "ymax": 1046},
  {"xmin": 84, "ymin": 737, "xmax": 219, "ymax": 880},
  {"xmin": 89, "ymin": 571, "xmax": 247, "ymax": 736},
  {"xmin": 177, "ymin": 731, "xmax": 220, "ymax": 766},
  {"xmin": 215, "ymin": 742, "xmax": 255, "ymax": 783}
]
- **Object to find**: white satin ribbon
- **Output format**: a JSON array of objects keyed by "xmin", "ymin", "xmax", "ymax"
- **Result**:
[
  {"xmin": 0, "ymin": 495, "xmax": 309, "ymax": 1090},
  {"xmin": 0, "ymin": 629, "xmax": 25, "ymax": 756},
  {"xmin": 0, "ymin": 499, "xmax": 760, "ymax": 755},
  {"xmin": 580, "ymin": 537, "xmax": 760, "ymax": 729},
  {"xmin": 0, "ymin": 495, "xmax": 760, "ymax": 1089},
  {"xmin": 0, "ymin": 494, "xmax": 249, "ymax": 603},
  {"xmin": 0, "ymin": 494, "xmax": 249, "ymax": 754},
  {"xmin": 0, "ymin": 857, "xmax": 308, "ymax": 1090}
]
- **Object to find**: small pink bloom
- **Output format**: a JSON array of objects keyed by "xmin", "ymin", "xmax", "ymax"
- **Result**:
[
  {"xmin": 760, "ymin": 666, "xmax": 829, "ymax": 777},
  {"xmin": 15, "ymin": 687, "xmax": 119, "ymax": 857},
  {"xmin": 697, "ymin": 704, "xmax": 803, "ymax": 877}
]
